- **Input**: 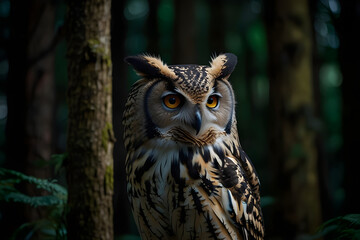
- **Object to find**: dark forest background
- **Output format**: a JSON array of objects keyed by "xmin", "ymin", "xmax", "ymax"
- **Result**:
[{"xmin": 0, "ymin": 0, "xmax": 359, "ymax": 239}]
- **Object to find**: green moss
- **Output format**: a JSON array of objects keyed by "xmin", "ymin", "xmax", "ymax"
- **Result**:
[
  {"xmin": 105, "ymin": 164, "xmax": 114, "ymax": 192},
  {"xmin": 87, "ymin": 38, "xmax": 112, "ymax": 67},
  {"xmin": 87, "ymin": 39, "xmax": 102, "ymax": 53},
  {"xmin": 104, "ymin": 83, "xmax": 112, "ymax": 94},
  {"xmin": 102, "ymin": 52, "xmax": 112, "ymax": 68},
  {"xmin": 101, "ymin": 122, "xmax": 113, "ymax": 150}
]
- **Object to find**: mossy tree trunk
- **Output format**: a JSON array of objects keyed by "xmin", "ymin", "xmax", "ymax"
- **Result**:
[
  {"xmin": 65, "ymin": 1, "xmax": 114, "ymax": 239},
  {"xmin": 265, "ymin": 0, "xmax": 322, "ymax": 238}
]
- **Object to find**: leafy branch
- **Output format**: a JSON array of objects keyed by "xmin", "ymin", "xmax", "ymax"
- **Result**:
[
  {"xmin": 313, "ymin": 214, "xmax": 360, "ymax": 240},
  {"xmin": 0, "ymin": 156, "xmax": 68, "ymax": 239}
]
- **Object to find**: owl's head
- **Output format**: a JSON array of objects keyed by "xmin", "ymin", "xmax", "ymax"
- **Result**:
[{"xmin": 124, "ymin": 53, "xmax": 238, "ymax": 149}]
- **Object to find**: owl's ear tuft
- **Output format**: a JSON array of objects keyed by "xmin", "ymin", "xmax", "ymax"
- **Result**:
[
  {"xmin": 125, "ymin": 55, "xmax": 177, "ymax": 80},
  {"xmin": 208, "ymin": 53, "xmax": 237, "ymax": 80}
]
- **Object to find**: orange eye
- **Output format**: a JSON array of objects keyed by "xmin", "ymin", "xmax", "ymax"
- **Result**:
[
  {"xmin": 163, "ymin": 94, "xmax": 182, "ymax": 109},
  {"xmin": 206, "ymin": 95, "xmax": 219, "ymax": 108}
]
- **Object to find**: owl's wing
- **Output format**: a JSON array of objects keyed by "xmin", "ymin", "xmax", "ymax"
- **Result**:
[
  {"xmin": 219, "ymin": 150, "xmax": 264, "ymax": 240},
  {"xmin": 238, "ymin": 149, "xmax": 261, "ymax": 206}
]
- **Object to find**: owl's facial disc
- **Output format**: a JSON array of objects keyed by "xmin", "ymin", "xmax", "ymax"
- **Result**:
[
  {"xmin": 159, "ymin": 89, "xmax": 227, "ymax": 137},
  {"xmin": 160, "ymin": 90, "xmax": 204, "ymax": 135},
  {"xmin": 145, "ymin": 79, "xmax": 234, "ymax": 143}
]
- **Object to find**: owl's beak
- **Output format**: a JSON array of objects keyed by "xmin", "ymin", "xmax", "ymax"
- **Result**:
[{"xmin": 192, "ymin": 107, "xmax": 202, "ymax": 135}]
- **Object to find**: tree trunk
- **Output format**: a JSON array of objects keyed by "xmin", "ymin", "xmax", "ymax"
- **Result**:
[
  {"xmin": 173, "ymin": 0, "xmax": 196, "ymax": 63},
  {"xmin": 338, "ymin": 0, "xmax": 360, "ymax": 215},
  {"xmin": 65, "ymin": 1, "xmax": 114, "ymax": 240},
  {"xmin": 3, "ymin": 0, "xmax": 55, "ymax": 237},
  {"xmin": 209, "ymin": 0, "xmax": 226, "ymax": 53},
  {"xmin": 265, "ymin": 0, "xmax": 322, "ymax": 238}
]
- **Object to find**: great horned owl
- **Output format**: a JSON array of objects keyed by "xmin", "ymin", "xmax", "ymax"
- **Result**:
[{"xmin": 123, "ymin": 53, "xmax": 264, "ymax": 239}]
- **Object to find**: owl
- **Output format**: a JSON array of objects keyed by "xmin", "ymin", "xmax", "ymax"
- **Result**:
[{"xmin": 123, "ymin": 53, "xmax": 264, "ymax": 240}]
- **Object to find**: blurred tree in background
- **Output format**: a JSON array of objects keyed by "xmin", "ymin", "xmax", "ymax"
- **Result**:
[
  {"xmin": 265, "ymin": 0, "xmax": 322, "ymax": 238},
  {"xmin": 2, "ymin": 0, "xmax": 58, "ymax": 238},
  {"xmin": 0, "ymin": 0, "xmax": 358, "ymax": 239}
]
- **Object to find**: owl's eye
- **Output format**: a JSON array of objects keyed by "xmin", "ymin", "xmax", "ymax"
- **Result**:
[
  {"xmin": 206, "ymin": 95, "xmax": 219, "ymax": 109},
  {"xmin": 163, "ymin": 94, "xmax": 182, "ymax": 109}
]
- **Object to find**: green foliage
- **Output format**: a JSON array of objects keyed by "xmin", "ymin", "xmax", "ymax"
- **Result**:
[
  {"xmin": 0, "ymin": 166, "xmax": 67, "ymax": 240},
  {"xmin": 314, "ymin": 214, "xmax": 360, "ymax": 240},
  {"xmin": 0, "ymin": 168, "xmax": 67, "ymax": 203}
]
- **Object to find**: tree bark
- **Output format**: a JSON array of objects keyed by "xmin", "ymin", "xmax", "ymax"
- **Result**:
[
  {"xmin": 65, "ymin": 1, "xmax": 114, "ymax": 240},
  {"xmin": 265, "ymin": 0, "xmax": 322, "ymax": 238}
]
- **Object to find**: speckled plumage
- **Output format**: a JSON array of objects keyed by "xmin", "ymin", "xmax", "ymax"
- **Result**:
[{"xmin": 123, "ymin": 53, "xmax": 264, "ymax": 239}]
